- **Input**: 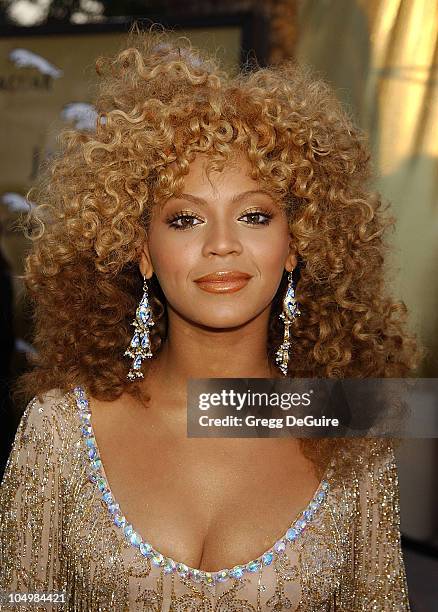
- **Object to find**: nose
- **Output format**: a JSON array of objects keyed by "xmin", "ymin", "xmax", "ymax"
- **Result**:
[{"xmin": 201, "ymin": 219, "xmax": 243, "ymax": 258}]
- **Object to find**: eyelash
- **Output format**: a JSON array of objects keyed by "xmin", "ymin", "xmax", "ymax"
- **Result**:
[{"xmin": 165, "ymin": 208, "xmax": 274, "ymax": 231}]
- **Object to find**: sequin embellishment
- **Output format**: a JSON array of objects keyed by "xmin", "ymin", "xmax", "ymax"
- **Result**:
[{"xmin": 74, "ymin": 385, "xmax": 331, "ymax": 588}]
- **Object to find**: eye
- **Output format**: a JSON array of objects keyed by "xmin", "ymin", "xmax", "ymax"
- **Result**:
[
  {"xmin": 165, "ymin": 207, "xmax": 274, "ymax": 230},
  {"xmin": 165, "ymin": 210, "xmax": 203, "ymax": 231},
  {"xmin": 239, "ymin": 209, "xmax": 273, "ymax": 226}
]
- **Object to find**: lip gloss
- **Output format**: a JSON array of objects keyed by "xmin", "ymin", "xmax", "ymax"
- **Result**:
[{"xmin": 195, "ymin": 278, "xmax": 251, "ymax": 293}]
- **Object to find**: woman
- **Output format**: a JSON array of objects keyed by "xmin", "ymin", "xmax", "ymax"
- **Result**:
[{"xmin": 0, "ymin": 29, "xmax": 420, "ymax": 610}]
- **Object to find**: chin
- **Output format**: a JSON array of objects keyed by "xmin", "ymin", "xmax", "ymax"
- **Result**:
[{"xmin": 189, "ymin": 309, "xmax": 262, "ymax": 330}]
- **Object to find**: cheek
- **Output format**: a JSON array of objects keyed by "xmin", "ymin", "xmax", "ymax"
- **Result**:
[
  {"xmin": 148, "ymin": 231, "xmax": 198, "ymax": 285},
  {"xmin": 248, "ymin": 228, "xmax": 290, "ymax": 271}
]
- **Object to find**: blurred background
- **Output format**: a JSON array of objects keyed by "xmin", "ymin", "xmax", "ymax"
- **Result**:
[{"xmin": 0, "ymin": 1, "xmax": 437, "ymax": 609}]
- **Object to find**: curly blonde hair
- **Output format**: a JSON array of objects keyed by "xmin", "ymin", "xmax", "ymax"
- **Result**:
[{"xmin": 15, "ymin": 26, "xmax": 423, "ymax": 476}]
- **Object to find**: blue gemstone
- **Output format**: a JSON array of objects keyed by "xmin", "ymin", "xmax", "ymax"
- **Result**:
[
  {"xmin": 114, "ymin": 514, "xmax": 126, "ymax": 528},
  {"xmin": 130, "ymin": 531, "xmax": 142, "ymax": 547},
  {"xmin": 285, "ymin": 285, "xmax": 299, "ymax": 318},
  {"xmin": 139, "ymin": 307, "xmax": 150, "ymax": 323},
  {"xmin": 262, "ymin": 552, "xmax": 274, "ymax": 566},
  {"xmin": 133, "ymin": 356, "xmax": 142, "ymax": 370},
  {"xmin": 108, "ymin": 502, "xmax": 119, "ymax": 514},
  {"xmin": 141, "ymin": 335, "xmax": 149, "ymax": 348},
  {"xmin": 214, "ymin": 570, "xmax": 229, "ymax": 582},
  {"xmin": 310, "ymin": 501, "xmax": 320, "ymax": 511},
  {"xmin": 91, "ymin": 459, "xmax": 102, "ymax": 471},
  {"xmin": 81, "ymin": 413, "xmax": 91, "ymax": 424},
  {"xmin": 190, "ymin": 569, "xmax": 203, "ymax": 582},
  {"xmin": 97, "ymin": 478, "xmax": 107, "ymax": 492},
  {"xmin": 322, "ymin": 480, "xmax": 329, "ymax": 491},
  {"xmin": 316, "ymin": 491, "xmax": 326, "ymax": 503},
  {"xmin": 163, "ymin": 559, "xmax": 176, "ymax": 574},
  {"xmin": 304, "ymin": 510, "xmax": 312, "ymax": 521},
  {"xmin": 286, "ymin": 527, "xmax": 298, "ymax": 541},
  {"xmin": 246, "ymin": 560, "xmax": 261, "ymax": 573},
  {"xmin": 124, "ymin": 523, "xmax": 133, "ymax": 538},
  {"xmin": 86, "ymin": 437, "xmax": 96, "ymax": 448},
  {"xmin": 81, "ymin": 425, "xmax": 92, "ymax": 437},
  {"xmin": 88, "ymin": 447, "xmax": 97, "ymax": 460},
  {"xmin": 151, "ymin": 552, "xmax": 164, "ymax": 567},
  {"xmin": 102, "ymin": 491, "xmax": 113, "ymax": 504},
  {"xmin": 176, "ymin": 563, "xmax": 189, "ymax": 576},
  {"xmin": 140, "ymin": 542, "xmax": 153, "ymax": 558},
  {"xmin": 295, "ymin": 519, "xmax": 307, "ymax": 531},
  {"xmin": 274, "ymin": 540, "xmax": 286, "ymax": 554},
  {"xmin": 229, "ymin": 565, "xmax": 245, "ymax": 579}
]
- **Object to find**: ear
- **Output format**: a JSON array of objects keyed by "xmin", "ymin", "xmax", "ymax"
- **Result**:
[
  {"xmin": 139, "ymin": 241, "xmax": 154, "ymax": 279},
  {"xmin": 284, "ymin": 240, "xmax": 298, "ymax": 273}
]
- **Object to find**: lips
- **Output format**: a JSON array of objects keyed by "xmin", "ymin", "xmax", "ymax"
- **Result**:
[
  {"xmin": 194, "ymin": 270, "xmax": 252, "ymax": 294},
  {"xmin": 194, "ymin": 271, "xmax": 252, "ymax": 282}
]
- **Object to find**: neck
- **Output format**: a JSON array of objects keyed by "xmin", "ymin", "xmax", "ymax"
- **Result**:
[{"xmin": 140, "ymin": 305, "xmax": 280, "ymax": 405}]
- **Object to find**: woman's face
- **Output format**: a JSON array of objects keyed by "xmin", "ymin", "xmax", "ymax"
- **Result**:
[{"xmin": 140, "ymin": 153, "xmax": 296, "ymax": 329}]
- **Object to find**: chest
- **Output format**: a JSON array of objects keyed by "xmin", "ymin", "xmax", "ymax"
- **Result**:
[{"xmin": 88, "ymin": 400, "xmax": 322, "ymax": 572}]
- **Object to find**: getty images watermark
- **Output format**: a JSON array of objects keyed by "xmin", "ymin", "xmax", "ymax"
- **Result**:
[
  {"xmin": 187, "ymin": 378, "xmax": 438, "ymax": 438},
  {"xmin": 197, "ymin": 388, "xmax": 339, "ymax": 430}
]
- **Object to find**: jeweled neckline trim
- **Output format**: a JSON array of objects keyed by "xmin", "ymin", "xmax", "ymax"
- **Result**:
[{"xmin": 73, "ymin": 385, "xmax": 333, "ymax": 588}]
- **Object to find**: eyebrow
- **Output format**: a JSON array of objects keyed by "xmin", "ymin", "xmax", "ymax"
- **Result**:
[{"xmin": 169, "ymin": 189, "xmax": 275, "ymax": 206}]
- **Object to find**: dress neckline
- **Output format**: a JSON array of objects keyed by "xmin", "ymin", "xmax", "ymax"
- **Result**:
[{"xmin": 73, "ymin": 385, "xmax": 335, "ymax": 589}]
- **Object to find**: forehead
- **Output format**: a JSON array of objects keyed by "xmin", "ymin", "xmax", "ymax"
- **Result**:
[{"xmin": 172, "ymin": 153, "xmax": 269, "ymax": 201}]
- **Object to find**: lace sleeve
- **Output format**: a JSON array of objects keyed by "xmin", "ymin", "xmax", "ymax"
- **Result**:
[
  {"xmin": 0, "ymin": 393, "xmax": 66, "ymax": 610},
  {"xmin": 352, "ymin": 440, "xmax": 411, "ymax": 611}
]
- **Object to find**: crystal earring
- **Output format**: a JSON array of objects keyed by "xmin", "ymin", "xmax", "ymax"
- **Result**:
[
  {"xmin": 124, "ymin": 275, "xmax": 155, "ymax": 381},
  {"xmin": 275, "ymin": 271, "xmax": 301, "ymax": 376}
]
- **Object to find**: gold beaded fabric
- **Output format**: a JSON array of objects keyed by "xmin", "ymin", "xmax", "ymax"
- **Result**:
[{"xmin": 0, "ymin": 390, "xmax": 410, "ymax": 611}]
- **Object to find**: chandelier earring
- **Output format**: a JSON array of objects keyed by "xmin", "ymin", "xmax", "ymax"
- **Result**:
[
  {"xmin": 124, "ymin": 275, "xmax": 155, "ymax": 381},
  {"xmin": 275, "ymin": 270, "xmax": 301, "ymax": 376}
]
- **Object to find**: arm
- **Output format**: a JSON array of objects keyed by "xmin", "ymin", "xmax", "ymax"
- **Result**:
[
  {"xmin": 0, "ymin": 393, "xmax": 65, "ymax": 610},
  {"xmin": 352, "ymin": 439, "xmax": 410, "ymax": 611}
]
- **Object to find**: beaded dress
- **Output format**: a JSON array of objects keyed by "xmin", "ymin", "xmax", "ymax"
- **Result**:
[{"xmin": 0, "ymin": 387, "xmax": 411, "ymax": 611}]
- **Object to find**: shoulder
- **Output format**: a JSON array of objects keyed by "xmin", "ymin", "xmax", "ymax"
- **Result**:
[
  {"xmin": 352, "ymin": 439, "xmax": 400, "ymax": 501},
  {"xmin": 2, "ymin": 388, "xmax": 81, "ymax": 485},
  {"xmin": 17, "ymin": 387, "xmax": 79, "ymax": 447},
  {"xmin": 331, "ymin": 439, "xmax": 396, "ymax": 484},
  {"xmin": 355, "ymin": 439, "xmax": 396, "ymax": 473},
  {"xmin": 23, "ymin": 387, "xmax": 76, "ymax": 420}
]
